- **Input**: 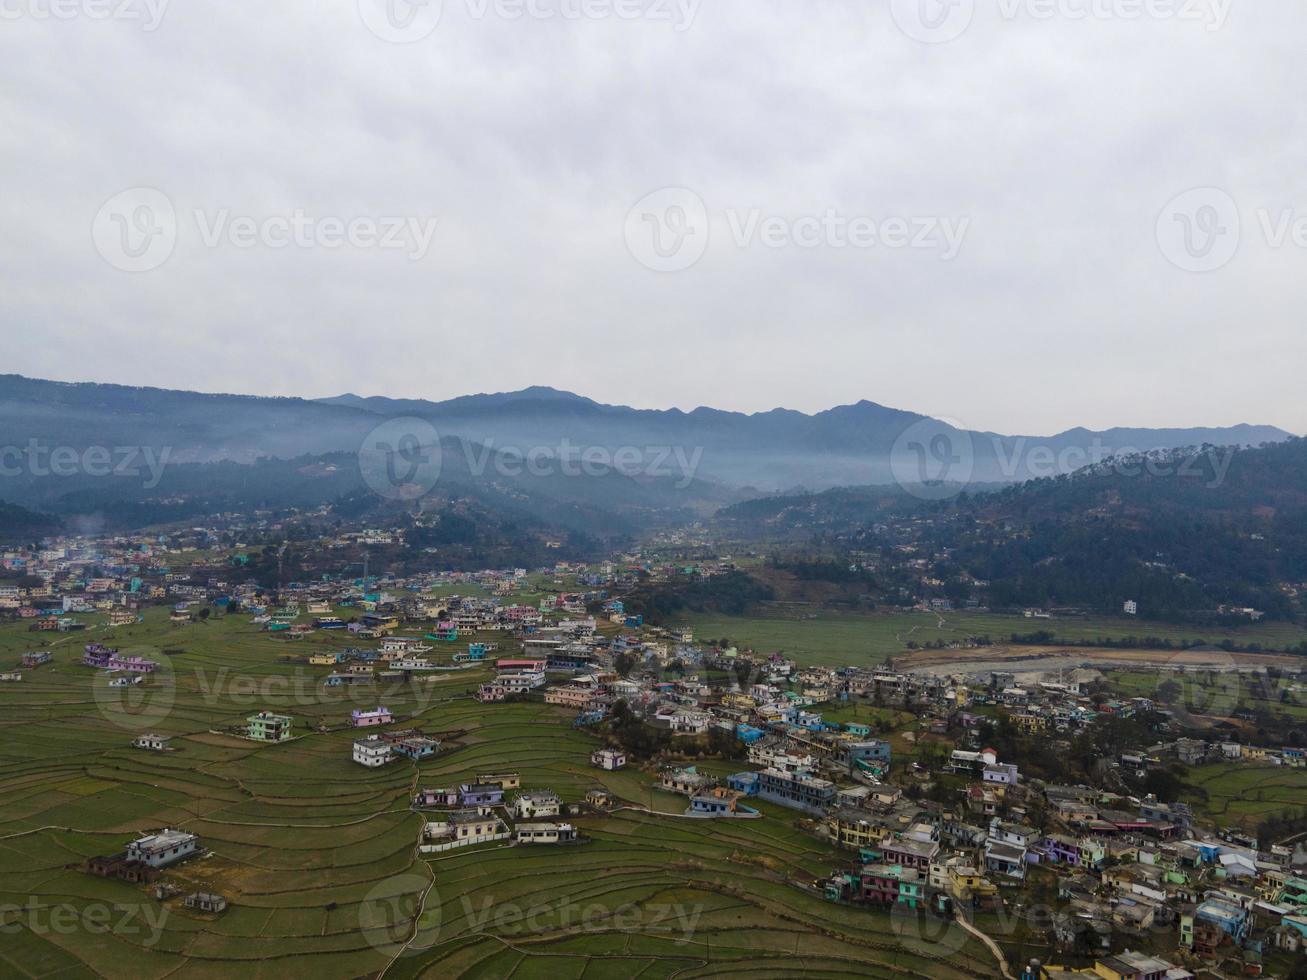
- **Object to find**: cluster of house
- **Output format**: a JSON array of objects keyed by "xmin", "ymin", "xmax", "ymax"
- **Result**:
[
  {"xmin": 412, "ymin": 773, "xmax": 586, "ymax": 849},
  {"xmin": 82, "ymin": 643, "xmax": 159, "ymax": 674},
  {"xmin": 563, "ymin": 654, "xmax": 1307, "ymax": 972},
  {"xmin": 351, "ymin": 721, "xmax": 441, "ymax": 767},
  {"xmin": 0, "ymin": 532, "xmax": 249, "ymax": 631},
  {"xmin": 814, "ymin": 760, "xmax": 1307, "ymax": 972}
]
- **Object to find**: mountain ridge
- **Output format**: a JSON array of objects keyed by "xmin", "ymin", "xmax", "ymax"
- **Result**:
[{"xmin": 0, "ymin": 374, "xmax": 1293, "ymax": 495}]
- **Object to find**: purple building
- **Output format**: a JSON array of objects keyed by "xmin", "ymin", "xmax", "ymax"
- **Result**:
[
  {"xmin": 459, "ymin": 783, "xmax": 504, "ymax": 806},
  {"xmin": 83, "ymin": 643, "xmax": 115, "ymax": 668},
  {"xmin": 1038, "ymin": 835, "xmax": 1081, "ymax": 866}
]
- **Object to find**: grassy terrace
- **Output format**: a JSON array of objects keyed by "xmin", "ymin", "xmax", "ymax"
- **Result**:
[
  {"xmin": 682, "ymin": 610, "xmax": 1307, "ymax": 667},
  {"xmin": 1178, "ymin": 762, "xmax": 1307, "ymax": 825},
  {"xmin": 1108, "ymin": 670, "xmax": 1307, "ymax": 722},
  {"xmin": 0, "ymin": 608, "xmax": 999, "ymax": 979}
]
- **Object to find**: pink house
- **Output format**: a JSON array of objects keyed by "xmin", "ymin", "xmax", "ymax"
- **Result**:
[
  {"xmin": 107, "ymin": 654, "xmax": 159, "ymax": 674},
  {"xmin": 352, "ymin": 707, "xmax": 392, "ymax": 727}
]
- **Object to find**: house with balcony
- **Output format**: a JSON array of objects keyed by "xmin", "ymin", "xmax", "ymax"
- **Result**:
[
  {"xmin": 83, "ymin": 643, "xmax": 115, "ymax": 668},
  {"xmin": 827, "ymin": 808, "xmax": 886, "ymax": 850},
  {"xmin": 509, "ymin": 791, "xmax": 562, "ymax": 820},
  {"xmin": 351, "ymin": 707, "xmax": 393, "ymax": 727},
  {"xmin": 860, "ymin": 864, "xmax": 923, "ymax": 909},
  {"xmin": 1037, "ymin": 834, "xmax": 1081, "ymax": 866},
  {"xmin": 983, "ymin": 840, "xmax": 1027, "ymax": 881},
  {"xmin": 756, "ymin": 768, "xmax": 836, "ymax": 815},
  {"xmin": 353, "ymin": 735, "xmax": 394, "ymax": 768},
  {"xmin": 879, "ymin": 835, "xmax": 939, "ymax": 871},
  {"xmin": 246, "ymin": 711, "xmax": 293, "ymax": 742}
]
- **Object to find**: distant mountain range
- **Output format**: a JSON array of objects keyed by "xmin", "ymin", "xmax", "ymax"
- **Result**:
[
  {"xmin": 321, "ymin": 387, "xmax": 1291, "ymax": 490},
  {"xmin": 0, "ymin": 374, "xmax": 1294, "ymax": 534},
  {"xmin": 0, "ymin": 374, "xmax": 1289, "ymax": 489}
]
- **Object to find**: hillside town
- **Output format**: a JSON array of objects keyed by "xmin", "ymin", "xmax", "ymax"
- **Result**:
[{"xmin": 3, "ymin": 526, "xmax": 1307, "ymax": 979}]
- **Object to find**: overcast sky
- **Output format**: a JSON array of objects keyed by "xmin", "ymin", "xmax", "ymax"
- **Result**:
[{"xmin": 2, "ymin": 1, "xmax": 1304, "ymax": 436}]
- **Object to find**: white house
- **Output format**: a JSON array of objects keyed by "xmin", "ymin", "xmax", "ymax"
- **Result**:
[
  {"xmin": 591, "ymin": 748, "xmax": 627, "ymax": 771},
  {"xmin": 125, "ymin": 829, "xmax": 199, "ymax": 868},
  {"xmin": 353, "ymin": 735, "xmax": 394, "ymax": 768},
  {"xmin": 510, "ymin": 791, "xmax": 562, "ymax": 820},
  {"xmin": 515, "ymin": 822, "xmax": 578, "ymax": 844}
]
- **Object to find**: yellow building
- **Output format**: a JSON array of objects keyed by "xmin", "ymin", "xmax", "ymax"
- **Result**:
[
  {"xmin": 946, "ymin": 864, "xmax": 997, "ymax": 902},
  {"xmin": 827, "ymin": 810, "xmax": 883, "ymax": 849},
  {"xmin": 720, "ymin": 692, "xmax": 757, "ymax": 710}
]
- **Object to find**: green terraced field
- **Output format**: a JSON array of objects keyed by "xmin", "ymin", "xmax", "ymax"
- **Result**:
[
  {"xmin": 0, "ymin": 608, "xmax": 1000, "ymax": 979},
  {"xmin": 1180, "ymin": 763, "xmax": 1307, "ymax": 825}
]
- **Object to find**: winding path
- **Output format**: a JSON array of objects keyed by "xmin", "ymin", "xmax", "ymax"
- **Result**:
[{"xmin": 953, "ymin": 908, "xmax": 1014, "ymax": 979}]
